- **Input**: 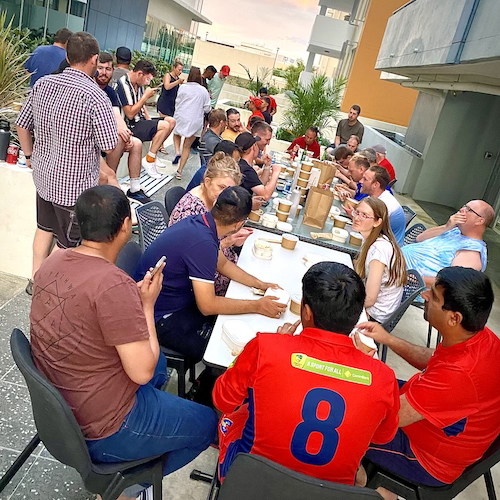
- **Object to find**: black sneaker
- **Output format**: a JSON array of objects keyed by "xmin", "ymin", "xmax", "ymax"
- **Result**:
[
  {"xmin": 25, "ymin": 279, "xmax": 33, "ymax": 296},
  {"xmin": 127, "ymin": 189, "xmax": 152, "ymax": 204}
]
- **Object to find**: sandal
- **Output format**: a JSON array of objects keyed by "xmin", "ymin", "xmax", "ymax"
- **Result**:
[
  {"xmin": 175, "ymin": 171, "xmax": 182, "ymax": 180},
  {"xmin": 158, "ymin": 147, "xmax": 169, "ymax": 155}
]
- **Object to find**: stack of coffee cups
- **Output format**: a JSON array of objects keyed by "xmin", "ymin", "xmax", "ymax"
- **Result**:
[{"xmin": 276, "ymin": 199, "xmax": 292, "ymax": 222}]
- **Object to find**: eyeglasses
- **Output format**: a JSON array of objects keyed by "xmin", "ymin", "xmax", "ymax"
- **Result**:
[
  {"xmin": 352, "ymin": 209, "xmax": 375, "ymax": 220},
  {"xmin": 462, "ymin": 205, "xmax": 484, "ymax": 218}
]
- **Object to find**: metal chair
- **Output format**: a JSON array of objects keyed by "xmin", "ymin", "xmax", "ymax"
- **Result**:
[
  {"xmin": 404, "ymin": 223, "xmax": 426, "ymax": 246},
  {"xmin": 364, "ymin": 434, "xmax": 500, "ymax": 500},
  {"xmin": 136, "ymin": 201, "xmax": 168, "ymax": 251},
  {"xmin": 217, "ymin": 453, "xmax": 382, "ymax": 500},
  {"xmin": 10, "ymin": 329, "xmax": 166, "ymax": 500},
  {"xmin": 164, "ymin": 186, "xmax": 186, "ymax": 218},
  {"xmin": 380, "ymin": 269, "xmax": 426, "ymax": 362},
  {"xmin": 402, "ymin": 206, "xmax": 417, "ymax": 227}
]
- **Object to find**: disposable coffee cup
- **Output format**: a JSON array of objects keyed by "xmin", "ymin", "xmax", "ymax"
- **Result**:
[
  {"xmin": 276, "ymin": 210, "xmax": 289, "ymax": 222},
  {"xmin": 248, "ymin": 210, "xmax": 262, "ymax": 222},
  {"xmin": 278, "ymin": 199, "xmax": 292, "ymax": 212},
  {"xmin": 334, "ymin": 216, "xmax": 349, "ymax": 229},
  {"xmin": 289, "ymin": 293, "xmax": 301, "ymax": 315},
  {"xmin": 299, "ymin": 170, "xmax": 311, "ymax": 180},
  {"xmin": 296, "ymin": 178, "xmax": 308, "ymax": 188},
  {"xmin": 301, "ymin": 162, "xmax": 313, "ymax": 172},
  {"xmin": 295, "ymin": 204, "xmax": 303, "ymax": 216},
  {"xmin": 281, "ymin": 234, "xmax": 298, "ymax": 250},
  {"xmin": 349, "ymin": 231, "xmax": 363, "ymax": 246}
]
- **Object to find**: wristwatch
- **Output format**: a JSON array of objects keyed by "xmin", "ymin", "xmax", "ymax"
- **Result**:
[{"xmin": 25, "ymin": 155, "xmax": 31, "ymax": 160}]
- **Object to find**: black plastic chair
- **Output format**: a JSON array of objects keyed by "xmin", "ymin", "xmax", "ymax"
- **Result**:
[
  {"xmin": 10, "ymin": 329, "xmax": 166, "ymax": 500},
  {"xmin": 379, "ymin": 269, "xmax": 426, "ymax": 362},
  {"xmin": 136, "ymin": 201, "xmax": 168, "ymax": 251},
  {"xmin": 115, "ymin": 240, "xmax": 196, "ymax": 398},
  {"xmin": 388, "ymin": 178, "xmax": 397, "ymax": 189},
  {"xmin": 404, "ymin": 223, "xmax": 426, "ymax": 246},
  {"xmin": 364, "ymin": 434, "xmax": 500, "ymax": 500},
  {"xmin": 402, "ymin": 206, "xmax": 417, "ymax": 227},
  {"xmin": 164, "ymin": 186, "xmax": 186, "ymax": 218},
  {"xmin": 218, "ymin": 453, "xmax": 382, "ymax": 500}
]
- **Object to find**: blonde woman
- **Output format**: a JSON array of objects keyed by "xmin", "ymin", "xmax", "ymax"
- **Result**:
[
  {"xmin": 169, "ymin": 151, "xmax": 252, "ymax": 295},
  {"xmin": 353, "ymin": 197, "xmax": 406, "ymax": 323}
]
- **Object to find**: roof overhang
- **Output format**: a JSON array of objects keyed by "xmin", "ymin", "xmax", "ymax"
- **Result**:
[{"xmin": 170, "ymin": 0, "xmax": 212, "ymax": 24}]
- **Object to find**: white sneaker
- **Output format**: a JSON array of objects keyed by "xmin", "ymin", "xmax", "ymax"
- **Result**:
[
  {"xmin": 136, "ymin": 486, "xmax": 153, "ymax": 500},
  {"xmin": 141, "ymin": 157, "xmax": 162, "ymax": 179}
]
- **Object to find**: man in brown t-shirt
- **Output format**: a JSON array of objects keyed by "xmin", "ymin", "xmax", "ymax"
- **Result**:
[
  {"xmin": 30, "ymin": 185, "xmax": 217, "ymax": 499},
  {"xmin": 335, "ymin": 104, "xmax": 364, "ymax": 146}
]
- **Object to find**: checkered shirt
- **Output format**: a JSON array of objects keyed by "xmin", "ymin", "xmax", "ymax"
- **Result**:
[{"xmin": 16, "ymin": 68, "xmax": 117, "ymax": 206}]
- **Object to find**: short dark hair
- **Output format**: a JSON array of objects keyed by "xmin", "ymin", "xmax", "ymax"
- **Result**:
[
  {"xmin": 75, "ymin": 186, "xmax": 131, "ymax": 242},
  {"xmin": 188, "ymin": 66, "xmax": 202, "ymax": 84},
  {"xmin": 98, "ymin": 51, "xmax": 113, "ymax": 65},
  {"xmin": 248, "ymin": 115, "xmax": 264, "ymax": 128},
  {"xmin": 334, "ymin": 145, "xmax": 353, "ymax": 161},
  {"xmin": 208, "ymin": 108, "xmax": 226, "ymax": 126},
  {"xmin": 66, "ymin": 32, "xmax": 99, "ymax": 65},
  {"xmin": 133, "ymin": 59, "xmax": 157, "ymax": 77},
  {"xmin": 368, "ymin": 165, "xmax": 390, "ymax": 189},
  {"xmin": 205, "ymin": 65, "xmax": 217, "ymax": 74},
  {"xmin": 436, "ymin": 267, "xmax": 493, "ymax": 332},
  {"xmin": 226, "ymin": 108, "xmax": 239, "ymax": 118},
  {"xmin": 351, "ymin": 153, "xmax": 370, "ymax": 170},
  {"xmin": 302, "ymin": 262, "xmax": 365, "ymax": 334},
  {"xmin": 210, "ymin": 186, "xmax": 252, "ymax": 225},
  {"xmin": 306, "ymin": 126, "xmax": 319, "ymax": 136},
  {"xmin": 251, "ymin": 121, "xmax": 272, "ymax": 136},
  {"xmin": 259, "ymin": 87, "xmax": 268, "ymax": 94},
  {"xmin": 351, "ymin": 104, "xmax": 361, "ymax": 115},
  {"xmin": 54, "ymin": 28, "xmax": 72, "ymax": 44}
]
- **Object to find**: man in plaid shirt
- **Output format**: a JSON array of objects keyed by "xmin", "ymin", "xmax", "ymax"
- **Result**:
[{"xmin": 16, "ymin": 32, "xmax": 117, "ymax": 294}]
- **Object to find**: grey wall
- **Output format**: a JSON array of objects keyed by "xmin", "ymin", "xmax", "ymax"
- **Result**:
[
  {"xmin": 411, "ymin": 91, "xmax": 500, "ymax": 209},
  {"xmin": 85, "ymin": 0, "xmax": 148, "ymax": 53}
]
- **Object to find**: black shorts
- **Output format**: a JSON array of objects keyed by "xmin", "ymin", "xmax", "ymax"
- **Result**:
[
  {"xmin": 36, "ymin": 193, "xmax": 81, "ymax": 248},
  {"xmin": 130, "ymin": 117, "xmax": 162, "ymax": 142}
]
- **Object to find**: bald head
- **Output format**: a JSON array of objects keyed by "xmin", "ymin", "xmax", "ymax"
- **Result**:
[{"xmin": 470, "ymin": 200, "xmax": 494, "ymax": 226}]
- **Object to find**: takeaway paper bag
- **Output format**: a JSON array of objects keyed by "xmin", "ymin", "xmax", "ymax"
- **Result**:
[
  {"xmin": 302, "ymin": 187, "xmax": 334, "ymax": 229},
  {"xmin": 311, "ymin": 159, "xmax": 336, "ymax": 186}
]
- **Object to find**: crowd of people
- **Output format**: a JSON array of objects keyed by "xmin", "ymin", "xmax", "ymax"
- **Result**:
[{"xmin": 17, "ymin": 29, "xmax": 499, "ymax": 500}]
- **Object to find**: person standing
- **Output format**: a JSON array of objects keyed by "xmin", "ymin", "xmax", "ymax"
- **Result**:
[
  {"xmin": 259, "ymin": 87, "xmax": 277, "ymax": 117},
  {"xmin": 157, "ymin": 60, "xmax": 184, "ymax": 118},
  {"xmin": 16, "ymin": 32, "xmax": 117, "ymax": 295},
  {"xmin": 24, "ymin": 28, "xmax": 72, "ymax": 86},
  {"xmin": 171, "ymin": 66, "xmax": 211, "ymax": 179},
  {"xmin": 207, "ymin": 65, "xmax": 230, "ymax": 107},
  {"xmin": 335, "ymin": 104, "xmax": 364, "ymax": 146},
  {"xmin": 111, "ymin": 46, "xmax": 132, "ymax": 85}
]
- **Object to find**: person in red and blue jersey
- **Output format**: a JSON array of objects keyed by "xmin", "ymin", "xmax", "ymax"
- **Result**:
[{"xmin": 213, "ymin": 262, "xmax": 400, "ymax": 484}]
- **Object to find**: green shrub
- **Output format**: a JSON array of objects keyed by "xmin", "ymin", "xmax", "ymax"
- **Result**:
[{"xmin": 275, "ymin": 127, "xmax": 294, "ymax": 142}]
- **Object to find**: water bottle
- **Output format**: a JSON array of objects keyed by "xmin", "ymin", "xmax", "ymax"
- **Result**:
[{"xmin": 0, "ymin": 120, "xmax": 10, "ymax": 161}]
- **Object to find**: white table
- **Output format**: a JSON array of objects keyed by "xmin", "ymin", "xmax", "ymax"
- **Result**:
[{"xmin": 203, "ymin": 229, "xmax": 363, "ymax": 369}]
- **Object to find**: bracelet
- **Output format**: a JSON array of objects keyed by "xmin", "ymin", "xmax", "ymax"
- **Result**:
[{"xmin": 25, "ymin": 155, "xmax": 31, "ymax": 160}]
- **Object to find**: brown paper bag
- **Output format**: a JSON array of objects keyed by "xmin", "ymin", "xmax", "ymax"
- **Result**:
[
  {"xmin": 312, "ymin": 159, "xmax": 337, "ymax": 186},
  {"xmin": 302, "ymin": 187, "xmax": 334, "ymax": 229}
]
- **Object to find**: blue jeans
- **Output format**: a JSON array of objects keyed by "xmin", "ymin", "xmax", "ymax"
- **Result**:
[{"xmin": 86, "ymin": 354, "xmax": 217, "ymax": 496}]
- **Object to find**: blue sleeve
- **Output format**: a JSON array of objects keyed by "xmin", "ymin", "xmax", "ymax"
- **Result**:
[
  {"xmin": 186, "ymin": 164, "xmax": 206, "ymax": 191},
  {"xmin": 389, "ymin": 209, "xmax": 405, "ymax": 246},
  {"xmin": 185, "ymin": 240, "xmax": 218, "ymax": 282}
]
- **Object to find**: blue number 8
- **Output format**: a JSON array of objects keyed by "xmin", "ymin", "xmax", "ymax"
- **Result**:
[{"xmin": 290, "ymin": 388, "xmax": 345, "ymax": 465}]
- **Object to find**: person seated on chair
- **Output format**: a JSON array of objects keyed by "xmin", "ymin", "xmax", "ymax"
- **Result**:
[
  {"xmin": 198, "ymin": 108, "xmax": 226, "ymax": 165},
  {"xmin": 402, "ymin": 200, "xmax": 492, "ymax": 287},
  {"xmin": 169, "ymin": 152, "xmax": 253, "ymax": 296},
  {"xmin": 135, "ymin": 186, "xmax": 284, "ymax": 362},
  {"xmin": 213, "ymin": 262, "xmax": 400, "ymax": 485},
  {"xmin": 333, "ymin": 153, "xmax": 370, "ymax": 201},
  {"xmin": 286, "ymin": 126, "xmax": 321, "ymax": 159},
  {"xmin": 357, "ymin": 267, "xmax": 500, "ymax": 499},
  {"xmin": 29, "ymin": 185, "xmax": 217, "ymax": 500},
  {"xmin": 353, "ymin": 197, "xmax": 406, "ymax": 323}
]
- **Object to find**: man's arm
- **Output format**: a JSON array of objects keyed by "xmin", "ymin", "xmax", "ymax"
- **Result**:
[
  {"xmin": 251, "ymin": 167, "xmax": 280, "ymax": 200},
  {"xmin": 16, "ymin": 126, "xmax": 33, "ymax": 162},
  {"xmin": 112, "ymin": 107, "xmax": 132, "ymax": 143},
  {"xmin": 416, "ymin": 211, "xmax": 466, "ymax": 242},
  {"xmin": 356, "ymin": 321, "xmax": 434, "ymax": 371},
  {"xmin": 451, "ymin": 250, "xmax": 482, "ymax": 270},
  {"xmin": 121, "ymin": 86, "xmax": 157, "ymax": 120},
  {"xmin": 399, "ymin": 394, "xmax": 424, "ymax": 427}
]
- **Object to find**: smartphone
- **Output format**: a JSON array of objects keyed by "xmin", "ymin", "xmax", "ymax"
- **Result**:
[{"xmin": 150, "ymin": 256, "xmax": 166, "ymax": 277}]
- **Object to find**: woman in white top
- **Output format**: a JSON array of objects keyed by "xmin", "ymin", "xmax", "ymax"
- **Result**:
[
  {"xmin": 353, "ymin": 196, "xmax": 406, "ymax": 323},
  {"xmin": 172, "ymin": 66, "xmax": 211, "ymax": 179}
]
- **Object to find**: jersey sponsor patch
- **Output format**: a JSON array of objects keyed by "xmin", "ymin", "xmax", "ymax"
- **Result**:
[
  {"xmin": 291, "ymin": 353, "xmax": 372, "ymax": 385},
  {"xmin": 220, "ymin": 417, "xmax": 233, "ymax": 435}
]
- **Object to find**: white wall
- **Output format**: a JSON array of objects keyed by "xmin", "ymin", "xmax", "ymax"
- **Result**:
[
  {"xmin": 147, "ymin": 0, "xmax": 193, "ymax": 31},
  {"xmin": 307, "ymin": 15, "xmax": 354, "ymax": 58}
]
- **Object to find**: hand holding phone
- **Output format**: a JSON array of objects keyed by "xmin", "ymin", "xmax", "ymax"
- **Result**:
[{"xmin": 150, "ymin": 256, "xmax": 166, "ymax": 277}]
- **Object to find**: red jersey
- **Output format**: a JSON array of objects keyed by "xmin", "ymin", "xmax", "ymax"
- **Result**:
[
  {"xmin": 246, "ymin": 110, "xmax": 264, "ymax": 128},
  {"xmin": 267, "ymin": 95, "xmax": 277, "ymax": 114},
  {"xmin": 401, "ymin": 327, "xmax": 500, "ymax": 483},
  {"xmin": 379, "ymin": 157, "xmax": 395, "ymax": 181},
  {"xmin": 213, "ymin": 328, "xmax": 399, "ymax": 484},
  {"xmin": 286, "ymin": 136, "xmax": 321, "ymax": 159}
]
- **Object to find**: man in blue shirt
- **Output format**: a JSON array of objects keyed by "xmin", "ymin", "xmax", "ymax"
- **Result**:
[
  {"xmin": 24, "ymin": 28, "xmax": 72, "ymax": 86},
  {"xmin": 135, "ymin": 186, "xmax": 284, "ymax": 361}
]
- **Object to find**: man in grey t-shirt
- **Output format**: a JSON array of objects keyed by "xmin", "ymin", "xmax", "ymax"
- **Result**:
[
  {"xmin": 335, "ymin": 104, "xmax": 364, "ymax": 146},
  {"xmin": 198, "ymin": 109, "xmax": 227, "ymax": 164},
  {"xmin": 111, "ymin": 46, "xmax": 131, "ymax": 86}
]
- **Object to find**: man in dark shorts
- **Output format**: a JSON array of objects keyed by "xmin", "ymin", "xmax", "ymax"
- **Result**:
[
  {"xmin": 16, "ymin": 32, "xmax": 117, "ymax": 294},
  {"xmin": 115, "ymin": 59, "xmax": 175, "ymax": 179}
]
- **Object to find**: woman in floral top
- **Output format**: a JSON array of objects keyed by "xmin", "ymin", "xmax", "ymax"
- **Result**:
[{"xmin": 169, "ymin": 152, "xmax": 253, "ymax": 295}]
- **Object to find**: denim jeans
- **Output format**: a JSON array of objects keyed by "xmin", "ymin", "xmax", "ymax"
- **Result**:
[{"xmin": 86, "ymin": 354, "xmax": 218, "ymax": 496}]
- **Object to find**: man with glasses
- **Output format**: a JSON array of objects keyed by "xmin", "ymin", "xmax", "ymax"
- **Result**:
[{"xmin": 402, "ymin": 200, "xmax": 493, "ymax": 287}]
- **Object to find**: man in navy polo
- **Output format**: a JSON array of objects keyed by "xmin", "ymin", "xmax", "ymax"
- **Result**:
[{"xmin": 135, "ymin": 186, "xmax": 285, "ymax": 361}]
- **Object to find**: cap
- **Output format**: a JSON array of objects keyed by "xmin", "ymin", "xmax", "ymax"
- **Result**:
[
  {"xmin": 259, "ymin": 87, "xmax": 268, "ymax": 94},
  {"xmin": 214, "ymin": 140, "xmax": 241, "ymax": 155},
  {"xmin": 372, "ymin": 144, "xmax": 387, "ymax": 155},
  {"xmin": 248, "ymin": 96, "xmax": 263, "ymax": 107},
  {"xmin": 235, "ymin": 132, "xmax": 260, "ymax": 150},
  {"xmin": 220, "ymin": 65, "xmax": 230, "ymax": 76},
  {"xmin": 116, "ymin": 46, "xmax": 132, "ymax": 62}
]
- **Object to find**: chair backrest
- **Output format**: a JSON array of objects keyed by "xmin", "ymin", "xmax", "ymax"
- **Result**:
[
  {"xmin": 403, "ymin": 222, "xmax": 426, "ymax": 246},
  {"xmin": 115, "ymin": 241, "xmax": 143, "ymax": 277},
  {"xmin": 136, "ymin": 201, "xmax": 168, "ymax": 251},
  {"xmin": 164, "ymin": 186, "xmax": 186, "ymax": 218},
  {"xmin": 382, "ymin": 269, "xmax": 425, "ymax": 333},
  {"xmin": 218, "ymin": 453, "xmax": 382, "ymax": 500},
  {"xmin": 10, "ymin": 329, "xmax": 93, "ymax": 480},
  {"xmin": 388, "ymin": 178, "xmax": 397, "ymax": 189},
  {"xmin": 401, "ymin": 206, "xmax": 416, "ymax": 227}
]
